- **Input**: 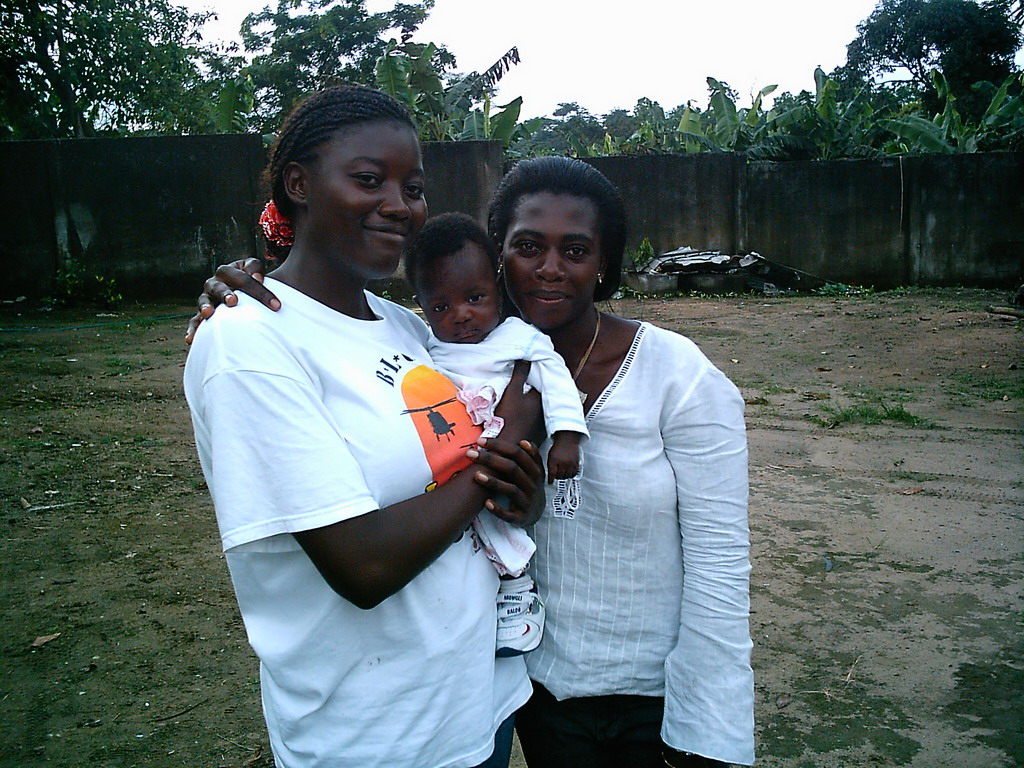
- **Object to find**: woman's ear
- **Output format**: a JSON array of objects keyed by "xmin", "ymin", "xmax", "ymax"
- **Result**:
[{"xmin": 283, "ymin": 162, "xmax": 308, "ymax": 209}]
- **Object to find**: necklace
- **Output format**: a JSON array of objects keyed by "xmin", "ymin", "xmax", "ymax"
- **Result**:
[{"xmin": 573, "ymin": 311, "xmax": 602, "ymax": 402}]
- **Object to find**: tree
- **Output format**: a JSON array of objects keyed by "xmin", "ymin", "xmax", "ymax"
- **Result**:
[
  {"xmin": 602, "ymin": 109, "xmax": 637, "ymax": 140},
  {"xmin": 846, "ymin": 0, "xmax": 1022, "ymax": 119},
  {"xmin": 241, "ymin": 0, "xmax": 438, "ymax": 134},
  {"xmin": 0, "ymin": 0, "xmax": 215, "ymax": 139},
  {"xmin": 989, "ymin": 0, "xmax": 1024, "ymax": 25},
  {"xmin": 549, "ymin": 102, "xmax": 605, "ymax": 155}
]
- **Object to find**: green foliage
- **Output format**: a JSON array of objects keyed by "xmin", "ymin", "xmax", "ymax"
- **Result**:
[
  {"xmin": 1, "ymin": 0, "xmax": 217, "ymax": 139},
  {"xmin": 241, "ymin": 0, "xmax": 438, "ymax": 134},
  {"xmin": 812, "ymin": 400, "xmax": 930, "ymax": 428},
  {"xmin": 845, "ymin": 0, "xmax": 1022, "ymax": 120},
  {"xmin": 761, "ymin": 68, "xmax": 886, "ymax": 160},
  {"xmin": 214, "ymin": 74, "xmax": 256, "ymax": 134},
  {"xmin": 880, "ymin": 71, "xmax": 1024, "ymax": 153},
  {"xmin": 813, "ymin": 283, "xmax": 875, "ymax": 296},
  {"xmin": 626, "ymin": 237, "xmax": 657, "ymax": 271},
  {"xmin": 50, "ymin": 258, "xmax": 122, "ymax": 308},
  {"xmin": 374, "ymin": 41, "xmax": 538, "ymax": 149},
  {"xmin": 531, "ymin": 62, "xmax": 1023, "ymax": 162}
]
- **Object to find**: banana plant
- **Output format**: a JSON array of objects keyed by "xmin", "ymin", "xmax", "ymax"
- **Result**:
[
  {"xmin": 213, "ymin": 73, "xmax": 255, "ymax": 133},
  {"xmin": 460, "ymin": 94, "xmax": 542, "ymax": 147},
  {"xmin": 675, "ymin": 102, "xmax": 720, "ymax": 153},
  {"xmin": 879, "ymin": 70, "xmax": 1024, "ymax": 154},
  {"xmin": 703, "ymin": 78, "xmax": 777, "ymax": 151},
  {"xmin": 374, "ymin": 41, "xmax": 536, "ymax": 149},
  {"xmin": 766, "ymin": 67, "xmax": 881, "ymax": 159}
]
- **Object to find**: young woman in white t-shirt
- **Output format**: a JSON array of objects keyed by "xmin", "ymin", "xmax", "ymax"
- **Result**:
[
  {"xmin": 184, "ymin": 85, "xmax": 544, "ymax": 768},
  {"xmin": 191, "ymin": 156, "xmax": 755, "ymax": 767}
]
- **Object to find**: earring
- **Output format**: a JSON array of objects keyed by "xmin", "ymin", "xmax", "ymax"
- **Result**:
[
  {"xmin": 598, "ymin": 271, "xmax": 604, "ymax": 281},
  {"xmin": 496, "ymin": 260, "xmax": 505, "ymax": 279}
]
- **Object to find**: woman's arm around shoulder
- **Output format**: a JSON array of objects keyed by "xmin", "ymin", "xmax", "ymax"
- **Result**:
[{"xmin": 185, "ymin": 258, "xmax": 281, "ymax": 344}]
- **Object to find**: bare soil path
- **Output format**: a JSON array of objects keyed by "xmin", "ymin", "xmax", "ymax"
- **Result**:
[{"xmin": 1, "ymin": 288, "xmax": 1020, "ymax": 767}]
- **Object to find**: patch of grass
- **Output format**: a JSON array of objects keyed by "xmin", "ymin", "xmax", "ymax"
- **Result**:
[
  {"xmin": 946, "ymin": 653, "xmax": 1024, "ymax": 762},
  {"xmin": 949, "ymin": 372, "xmax": 1024, "ymax": 401},
  {"xmin": 760, "ymin": 663, "xmax": 921, "ymax": 763},
  {"xmin": 730, "ymin": 373, "xmax": 768, "ymax": 389},
  {"xmin": 811, "ymin": 401, "xmax": 931, "ymax": 428},
  {"xmin": 846, "ymin": 385, "xmax": 916, "ymax": 403},
  {"xmin": 103, "ymin": 357, "xmax": 150, "ymax": 374},
  {"xmin": 762, "ymin": 382, "xmax": 794, "ymax": 395},
  {"xmin": 814, "ymin": 282, "xmax": 875, "ymax": 297},
  {"xmin": 683, "ymin": 290, "xmax": 745, "ymax": 299}
]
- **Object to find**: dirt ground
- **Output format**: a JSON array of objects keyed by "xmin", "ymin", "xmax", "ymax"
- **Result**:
[{"xmin": 1, "ymin": 287, "xmax": 1020, "ymax": 768}]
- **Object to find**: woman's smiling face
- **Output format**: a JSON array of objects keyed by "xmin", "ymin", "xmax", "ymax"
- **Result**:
[
  {"xmin": 501, "ymin": 192, "xmax": 603, "ymax": 333},
  {"xmin": 298, "ymin": 120, "xmax": 427, "ymax": 282}
]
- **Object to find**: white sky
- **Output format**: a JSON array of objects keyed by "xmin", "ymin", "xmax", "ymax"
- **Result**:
[{"xmin": 184, "ymin": 0, "xmax": 1023, "ymax": 119}]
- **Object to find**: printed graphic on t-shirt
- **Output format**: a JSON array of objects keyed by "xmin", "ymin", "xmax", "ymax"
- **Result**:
[{"xmin": 401, "ymin": 365, "xmax": 482, "ymax": 490}]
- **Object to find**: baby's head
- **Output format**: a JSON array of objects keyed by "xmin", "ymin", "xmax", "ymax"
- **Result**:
[{"xmin": 407, "ymin": 213, "xmax": 503, "ymax": 344}]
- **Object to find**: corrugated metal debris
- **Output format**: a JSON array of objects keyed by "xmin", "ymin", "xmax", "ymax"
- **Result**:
[{"xmin": 631, "ymin": 246, "xmax": 828, "ymax": 295}]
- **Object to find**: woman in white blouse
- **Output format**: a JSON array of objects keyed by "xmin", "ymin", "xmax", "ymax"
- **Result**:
[
  {"xmin": 188, "ymin": 156, "xmax": 754, "ymax": 768},
  {"xmin": 486, "ymin": 157, "xmax": 753, "ymax": 768}
]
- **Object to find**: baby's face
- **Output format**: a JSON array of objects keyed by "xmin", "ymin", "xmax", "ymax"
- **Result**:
[{"xmin": 417, "ymin": 243, "xmax": 502, "ymax": 344}]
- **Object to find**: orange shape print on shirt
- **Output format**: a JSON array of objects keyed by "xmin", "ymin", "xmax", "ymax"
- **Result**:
[{"xmin": 401, "ymin": 365, "xmax": 481, "ymax": 490}]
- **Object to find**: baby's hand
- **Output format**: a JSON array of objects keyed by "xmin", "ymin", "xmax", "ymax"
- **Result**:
[{"xmin": 546, "ymin": 431, "xmax": 582, "ymax": 484}]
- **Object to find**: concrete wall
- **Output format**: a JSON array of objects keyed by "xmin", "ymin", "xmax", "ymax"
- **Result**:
[
  {"xmin": 423, "ymin": 140, "xmax": 505, "ymax": 227},
  {"xmin": 743, "ymin": 157, "xmax": 908, "ymax": 286},
  {"xmin": 591, "ymin": 151, "xmax": 1022, "ymax": 289},
  {"xmin": 4, "ymin": 135, "xmax": 267, "ymax": 299},
  {"xmin": 902, "ymin": 153, "xmax": 1024, "ymax": 286},
  {"xmin": 587, "ymin": 153, "xmax": 743, "ymax": 256},
  {"xmin": 2, "ymin": 136, "xmax": 505, "ymax": 300},
  {"xmin": 6, "ymin": 142, "xmax": 59, "ymax": 298},
  {"xmin": 3, "ymin": 139, "xmax": 1021, "ymax": 299},
  {"xmin": 743, "ymin": 153, "xmax": 1024, "ymax": 288}
]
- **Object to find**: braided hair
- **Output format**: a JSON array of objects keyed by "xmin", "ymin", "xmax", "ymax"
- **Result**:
[
  {"xmin": 488, "ymin": 156, "xmax": 627, "ymax": 302},
  {"xmin": 263, "ymin": 85, "xmax": 416, "ymax": 221}
]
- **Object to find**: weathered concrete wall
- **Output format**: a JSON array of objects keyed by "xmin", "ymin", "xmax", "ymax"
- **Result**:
[
  {"xmin": 2, "ymin": 137, "xmax": 505, "ymax": 300},
  {"xmin": 4, "ymin": 135, "xmax": 266, "ymax": 299},
  {"xmin": 743, "ymin": 153, "xmax": 1024, "ymax": 288},
  {"xmin": 743, "ymin": 157, "xmax": 908, "ymax": 286},
  {"xmin": 6, "ymin": 142, "xmax": 61, "ymax": 298},
  {"xmin": 422, "ymin": 140, "xmax": 504, "ymax": 227},
  {"xmin": 587, "ymin": 153, "xmax": 743, "ymax": 257},
  {"xmin": 3, "ymin": 138, "xmax": 1021, "ymax": 299},
  {"xmin": 902, "ymin": 153, "xmax": 1024, "ymax": 286}
]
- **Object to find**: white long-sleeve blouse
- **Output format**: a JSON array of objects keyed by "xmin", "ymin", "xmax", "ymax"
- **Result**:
[{"xmin": 526, "ymin": 321, "xmax": 755, "ymax": 766}]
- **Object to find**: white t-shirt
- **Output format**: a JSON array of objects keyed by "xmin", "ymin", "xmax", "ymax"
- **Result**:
[
  {"xmin": 184, "ymin": 278, "xmax": 530, "ymax": 768},
  {"xmin": 427, "ymin": 316, "xmax": 588, "ymax": 440}
]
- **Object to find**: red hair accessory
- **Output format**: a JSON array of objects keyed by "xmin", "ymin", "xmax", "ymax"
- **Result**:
[{"xmin": 259, "ymin": 200, "xmax": 294, "ymax": 248}]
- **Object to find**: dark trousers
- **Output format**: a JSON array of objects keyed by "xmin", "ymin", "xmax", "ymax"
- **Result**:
[
  {"xmin": 514, "ymin": 681, "xmax": 666, "ymax": 768},
  {"xmin": 471, "ymin": 713, "xmax": 516, "ymax": 768}
]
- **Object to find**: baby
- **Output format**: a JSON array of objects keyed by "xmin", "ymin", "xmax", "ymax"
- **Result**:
[{"xmin": 407, "ymin": 212, "xmax": 589, "ymax": 657}]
